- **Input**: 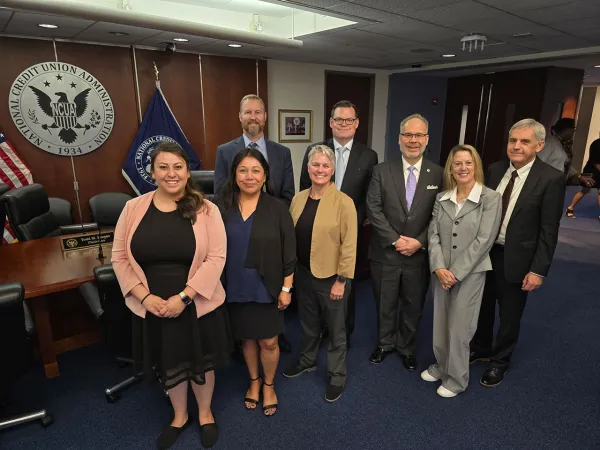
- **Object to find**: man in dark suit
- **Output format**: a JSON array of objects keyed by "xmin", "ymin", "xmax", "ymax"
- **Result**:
[
  {"xmin": 214, "ymin": 94, "xmax": 294, "ymax": 204},
  {"xmin": 470, "ymin": 118, "xmax": 564, "ymax": 387},
  {"xmin": 214, "ymin": 94, "xmax": 295, "ymax": 352},
  {"xmin": 366, "ymin": 113, "xmax": 443, "ymax": 370},
  {"xmin": 299, "ymin": 100, "xmax": 379, "ymax": 346}
]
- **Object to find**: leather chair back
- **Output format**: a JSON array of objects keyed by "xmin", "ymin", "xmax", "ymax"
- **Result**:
[
  {"xmin": 190, "ymin": 170, "xmax": 215, "ymax": 201},
  {"xmin": 3, "ymin": 184, "xmax": 62, "ymax": 241},
  {"xmin": 48, "ymin": 197, "xmax": 73, "ymax": 226},
  {"xmin": 93, "ymin": 264, "xmax": 132, "ymax": 357},
  {"xmin": 89, "ymin": 193, "xmax": 133, "ymax": 229},
  {"xmin": 0, "ymin": 183, "xmax": 10, "ymax": 245},
  {"xmin": 0, "ymin": 283, "xmax": 31, "ymax": 388}
]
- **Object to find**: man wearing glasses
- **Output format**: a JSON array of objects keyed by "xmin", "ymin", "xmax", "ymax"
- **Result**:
[
  {"xmin": 299, "ymin": 100, "xmax": 379, "ymax": 348},
  {"xmin": 366, "ymin": 113, "xmax": 443, "ymax": 370}
]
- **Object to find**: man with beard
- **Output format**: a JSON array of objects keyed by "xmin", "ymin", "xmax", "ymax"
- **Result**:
[
  {"xmin": 214, "ymin": 94, "xmax": 295, "ymax": 353},
  {"xmin": 214, "ymin": 94, "xmax": 294, "ymax": 204},
  {"xmin": 366, "ymin": 113, "xmax": 443, "ymax": 371}
]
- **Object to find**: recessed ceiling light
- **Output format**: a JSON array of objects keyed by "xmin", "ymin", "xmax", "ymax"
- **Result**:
[
  {"xmin": 228, "ymin": 44, "xmax": 243, "ymax": 48},
  {"xmin": 38, "ymin": 24, "xmax": 58, "ymax": 29},
  {"xmin": 109, "ymin": 31, "xmax": 129, "ymax": 36},
  {"xmin": 173, "ymin": 38, "xmax": 188, "ymax": 42},
  {"xmin": 442, "ymin": 54, "xmax": 456, "ymax": 58}
]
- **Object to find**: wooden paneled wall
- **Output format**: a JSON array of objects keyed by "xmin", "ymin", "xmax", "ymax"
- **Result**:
[{"xmin": 0, "ymin": 37, "xmax": 267, "ymax": 221}]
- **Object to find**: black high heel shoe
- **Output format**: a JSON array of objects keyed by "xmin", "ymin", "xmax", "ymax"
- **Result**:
[
  {"xmin": 262, "ymin": 380, "xmax": 278, "ymax": 417},
  {"xmin": 244, "ymin": 376, "xmax": 262, "ymax": 410}
]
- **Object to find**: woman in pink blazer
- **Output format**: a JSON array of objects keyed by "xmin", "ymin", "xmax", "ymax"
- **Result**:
[{"xmin": 112, "ymin": 143, "xmax": 232, "ymax": 449}]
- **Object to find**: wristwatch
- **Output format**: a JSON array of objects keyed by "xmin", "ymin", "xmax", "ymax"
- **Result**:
[
  {"xmin": 336, "ymin": 275, "xmax": 347, "ymax": 284},
  {"xmin": 179, "ymin": 291, "xmax": 193, "ymax": 307},
  {"xmin": 281, "ymin": 286, "xmax": 292, "ymax": 293}
]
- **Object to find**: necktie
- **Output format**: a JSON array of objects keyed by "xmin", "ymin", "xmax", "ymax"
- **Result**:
[
  {"xmin": 500, "ymin": 170, "xmax": 518, "ymax": 225},
  {"xmin": 335, "ymin": 147, "xmax": 346, "ymax": 190},
  {"xmin": 247, "ymin": 141, "xmax": 267, "ymax": 162},
  {"xmin": 406, "ymin": 166, "xmax": 416, "ymax": 210}
]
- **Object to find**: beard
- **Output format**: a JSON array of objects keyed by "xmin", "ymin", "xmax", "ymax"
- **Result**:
[{"xmin": 243, "ymin": 121, "xmax": 264, "ymax": 137}]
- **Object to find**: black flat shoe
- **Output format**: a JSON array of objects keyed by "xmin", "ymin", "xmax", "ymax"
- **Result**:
[
  {"xmin": 157, "ymin": 415, "xmax": 192, "ymax": 450},
  {"xmin": 199, "ymin": 422, "xmax": 219, "ymax": 448},
  {"xmin": 480, "ymin": 367, "xmax": 508, "ymax": 387},
  {"xmin": 400, "ymin": 354, "xmax": 418, "ymax": 371},
  {"xmin": 369, "ymin": 347, "xmax": 394, "ymax": 364}
]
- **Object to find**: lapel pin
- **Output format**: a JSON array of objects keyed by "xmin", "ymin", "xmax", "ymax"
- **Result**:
[{"xmin": 427, "ymin": 168, "xmax": 430, "ymax": 172}]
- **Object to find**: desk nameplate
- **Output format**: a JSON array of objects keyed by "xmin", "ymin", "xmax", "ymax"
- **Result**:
[{"xmin": 60, "ymin": 232, "xmax": 114, "ymax": 252}]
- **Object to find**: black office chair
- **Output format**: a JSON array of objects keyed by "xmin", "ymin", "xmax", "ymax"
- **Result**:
[
  {"xmin": 79, "ymin": 264, "xmax": 142, "ymax": 403},
  {"xmin": 89, "ymin": 193, "xmax": 133, "ymax": 229},
  {"xmin": 0, "ymin": 183, "xmax": 10, "ymax": 246},
  {"xmin": 48, "ymin": 197, "xmax": 73, "ymax": 227},
  {"xmin": 2, "ymin": 184, "xmax": 91, "ymax": 241},
  {"xmin": 0, "ymin": 282, "xmax": 52, "ymax": 430},
  {"xmin": 190, "ymin": 170, "xmax": 215, "ymax": 201}
]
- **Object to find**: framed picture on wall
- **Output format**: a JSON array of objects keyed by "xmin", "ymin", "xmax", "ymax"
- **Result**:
[{"xmin": 278, "ymin": 109, "xmax": 312, "ymax": 143}]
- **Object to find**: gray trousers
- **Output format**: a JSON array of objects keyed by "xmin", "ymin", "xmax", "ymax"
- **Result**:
[
  {"xmin": 428, "ymin": 272, "xmax": 486, "ymax": 393},
  {"xmin": 296, "ymin": 264, "xmax": 349, "ymax": 386}
]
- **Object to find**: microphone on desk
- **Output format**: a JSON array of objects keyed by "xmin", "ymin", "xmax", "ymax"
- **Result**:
[{"xmin": 96, "ymin": 223, "xmax": 104, "ymax": 261}]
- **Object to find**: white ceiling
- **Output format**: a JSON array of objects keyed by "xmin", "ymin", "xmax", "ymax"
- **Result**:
[{"xmin": 1, "ymin": 0, "xmax": 600, "ymax": 81}]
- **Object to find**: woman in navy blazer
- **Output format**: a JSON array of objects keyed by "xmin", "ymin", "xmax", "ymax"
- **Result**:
[{"xmin": 423, "ymin": 145, "xmax": 502, "ymax": 397}]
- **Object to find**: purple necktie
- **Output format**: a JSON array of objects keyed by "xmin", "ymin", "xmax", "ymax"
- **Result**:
[{"xmin": 406, "ymin": 166, "xmax": 416, "ymax": 210}]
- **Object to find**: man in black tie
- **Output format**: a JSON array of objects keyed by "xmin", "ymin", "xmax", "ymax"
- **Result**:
[
  {"xmin": 470, "ymin": 118, "xmax": 565, "ymax": 387},
  {"xmin": 299, "ymin": 100, "xmax": 379, "ymax": 347},
  {"xmin": 214, "ymin": 94, "xmax": 295, "ymax": 352},
  {"xmin": 366, "ymin": 114, "xmax": 443, "ymax": 370}
]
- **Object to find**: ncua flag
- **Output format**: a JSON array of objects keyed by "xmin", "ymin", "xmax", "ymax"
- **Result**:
[{"xmin": 122, "ymin": 88, "xmax": 201, "ymax": 195}]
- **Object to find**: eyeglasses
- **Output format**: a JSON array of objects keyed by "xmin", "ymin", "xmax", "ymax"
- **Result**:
[
  {"xmin": 333, "ymin": 118, "xmax": 357, "ymax": 125},
  {"xmin": 400, "ymin": 133, "xmax": 428, "ymax": 140}
]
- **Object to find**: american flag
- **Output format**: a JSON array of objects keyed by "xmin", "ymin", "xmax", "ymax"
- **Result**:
[{"xmin": 0, "ymin": 132, "xmax": 33, "ymax": 244}]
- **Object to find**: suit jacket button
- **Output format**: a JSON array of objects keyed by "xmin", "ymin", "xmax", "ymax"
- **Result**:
[
  {"xmin": 454, "ymin": 221, "xmax": 459, "ymax": 225},
  {"xmin": 452, "ymin": 245, "xmax": 457, "ymax": 249},
  {"xmin": 453, "ymin": 233, "xmax": 457, "ymax": 237}
]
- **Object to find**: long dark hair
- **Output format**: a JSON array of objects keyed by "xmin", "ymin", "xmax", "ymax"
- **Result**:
[
  {"xmin": 150, "ymin": 142, "xmax": 204, "ymax": 223},
  {"xmin": 220, "ymin": 148, "xmax": 274, "ymax": 219}
]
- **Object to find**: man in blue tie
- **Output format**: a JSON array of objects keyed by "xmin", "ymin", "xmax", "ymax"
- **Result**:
[
  {"xmin": 214, "ymin": 94, "xmax": 295, "ymax": 204},
  {"xmin": 214, "ymin": 94, "xmax": 295, "ymax": 353},
  {"xmin": 366, "ymin": 114, "xmax": 443, "ymax": 370}
]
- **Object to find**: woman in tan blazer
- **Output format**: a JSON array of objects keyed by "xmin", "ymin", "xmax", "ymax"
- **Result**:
[
  {"xmin": 282, "ymin": 144, "xmax": 357, "ymax": 403},
  {"xmin": 112, "ymin": 143, "xmax": 232, "ymax": 449}
]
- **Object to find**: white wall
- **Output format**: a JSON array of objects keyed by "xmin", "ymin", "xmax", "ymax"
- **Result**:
[
  {"xmin": 584, "ymin": 87, "xmax": 600, "ymax": 167},
  {"xmin": 267, "ymin": 60, "xmax": 389, "ymax": 190}
]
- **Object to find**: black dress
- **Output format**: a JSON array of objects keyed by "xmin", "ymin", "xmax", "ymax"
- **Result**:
[{"xmin": 131, "ymin": 201, "xmax": 232, "ymax": 390}]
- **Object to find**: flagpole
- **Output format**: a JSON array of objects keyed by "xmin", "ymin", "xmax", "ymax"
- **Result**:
[{"xmin": 70, "ymin": 155, "xmax": 84, "ymax": 225}]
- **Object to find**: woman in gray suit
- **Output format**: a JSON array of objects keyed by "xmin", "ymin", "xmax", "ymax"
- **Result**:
[{"xmin": 422, "ymin": 145, "xmax": 502, "ymax": 398}]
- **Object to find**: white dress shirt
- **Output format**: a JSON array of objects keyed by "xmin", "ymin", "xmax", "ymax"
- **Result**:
[
  {"xmin": 440, "ymin": 182, "xmax": 483, "ymax": 216},
  {"xmin": 402, "ymin": 156, "xmax": 423, "ymax": 186},
  {"xmin": 333, "ymin": 138, "xmax": 353, "ymax": 177},
  {"xmin": 495, "ymin": 158, "xmax": 536, "ymax": 245}
]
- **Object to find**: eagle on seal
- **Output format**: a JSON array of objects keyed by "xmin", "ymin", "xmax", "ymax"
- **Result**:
[{"xmin": 29, "ymin": 86, "xmax": 92, "ymax": 144}]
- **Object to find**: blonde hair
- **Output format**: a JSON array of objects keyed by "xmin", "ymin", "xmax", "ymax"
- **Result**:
[
  {"xmin": 239, "ymin": 94, "xmax": 265, "ymax": 112},
  {"xmin": 307, "ymin": 144, "xmax": 336, "ymax": 168},
  {"xmin": 442, "ymin": 145, "xmax": 485, "ymax": 191}
]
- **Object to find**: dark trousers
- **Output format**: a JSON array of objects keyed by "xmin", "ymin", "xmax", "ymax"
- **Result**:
[
  {"xmin": 296, "ymin": 264, "xmax": 349, "ymax": 386},
  {"xmin": 471, "ymin": 245, "xmax": 529, "ymax": 368},
  {"xmin": 370, "ymin": 261, "xmax": 430, "ymax": 355}
]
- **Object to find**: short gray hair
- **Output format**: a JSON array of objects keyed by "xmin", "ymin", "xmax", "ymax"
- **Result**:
[
  {"xmin": 509, "ymin": 118, "xmax": 546, "ymax": 141},
  {"xmin": 307, "ymin": 144, "xmax": 336, "ymax": 168},
  {"xmin": 400, "ymin": 113, "xmax": 429, "ymax": 133}
]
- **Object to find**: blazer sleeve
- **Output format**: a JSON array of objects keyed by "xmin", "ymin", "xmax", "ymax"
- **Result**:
[
  {"xmin": 280, "ymin": 203, "xmax": 297, "ymax": 277},
  {"xmin": 338, "ymin": 196, "xmax": 358, "ymax": 279},
  {"xmin": 299, "ymin": 145, "xmax": 312, "ymax": 191},
  {"xmin": 281, "ymin": 146, "xmax": 295, "ymax": 206},
  {"xmin": 529, "ymin": 173, "xmax": 565, "ymax": 277},
  {"xmin": 449, "ymin": 192, "xmax": 502, "ymax": 281},
  {"xmin": 366, "ymin": 166, "xmax": 399, "ymax": 247},
  {"xmin": 428, "ymin": 197, "xmax": 446, "ymax": 272},
  {"xmin": 186, "ymin": 204, "xmax": 227, "ymax": 300},
  {"xmin": 213, "ymin": 145, "xmax": 228, "ymax": 198},
  {"xmin": 111, "ymin": 201, "xmax": 142, "ymax": 297}
]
